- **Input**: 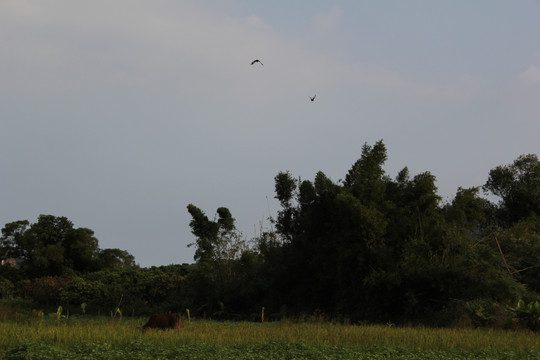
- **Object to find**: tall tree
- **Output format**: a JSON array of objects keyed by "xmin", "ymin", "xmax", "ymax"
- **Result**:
[
  {"xmin": 1, "ymin": 215, "xmax": 135, "ymax": 276},
  {"xmin": 63, "ymin": 227, "xmax": 100, "ymax": 273},
  {"xmin": 0, "ymin": 220, "xmax": 29, "ymax": 261},
  {"xmin": 273, "ymin": 171, "xmax": 299, "ymax": 241},
  {"xmin": 96, "ymin": 248, "xmax": 136, "ymax": 269},
  {"xmin": 18, "ymin": 215, "xmax": 73, "ymax": 276},
  {"xmin": 187, "ymin": 204, "xmax": 220, "ymax": 264},
  {"xmin": 484, "ymin": 154, "xmax": 540, "ymax": 224},
  {"xmin": 271, "ymin": 141, "xmax": 393, "ymax": 318},
  {"xmin": 343, "ymin": 140, "xmax": 389, "ymax": 207},
  {"xmin": 187, "ymin": 204, "xmax": 249, "ymax": 316}
]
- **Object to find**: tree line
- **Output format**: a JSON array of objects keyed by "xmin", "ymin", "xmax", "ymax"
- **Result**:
[{"xmin": 1, "ymin": 140, "xmax": 539, "ymax": 329}]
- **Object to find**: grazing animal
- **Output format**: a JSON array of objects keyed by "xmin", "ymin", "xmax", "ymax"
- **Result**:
[
  {"xmin": 251, "ymin": 59, "xmax": 263, "ymax": 65},
  {"xmin": 309, "ymin": 95, "xmax": 316, "ymax": 101},
  {"xmin": 142, "ymin": 313, "xmax": 181, "ymax": 331}
]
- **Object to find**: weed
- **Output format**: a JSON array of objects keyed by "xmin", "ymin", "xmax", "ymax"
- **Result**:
[{"xmin": 0, "ymin": 318, "xmax": 538, "ymax": 359}]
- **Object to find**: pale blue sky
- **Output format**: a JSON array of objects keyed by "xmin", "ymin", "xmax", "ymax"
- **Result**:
[{"xmin": 1, "ymin": 1, "xmax": 539, "ymax": 267}]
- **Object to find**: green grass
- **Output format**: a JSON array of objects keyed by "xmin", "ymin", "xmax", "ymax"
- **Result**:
[{"xmin": 0, "ymin": 316, "xmax": 539, "ymax": 359}]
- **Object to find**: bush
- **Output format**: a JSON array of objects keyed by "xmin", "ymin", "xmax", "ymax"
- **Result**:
[
  {"xmin": 459, "ymin": 299, "xmax": 513, "ymax": 328},
  {"xmin": 513, "ymin": 298, "xmax": 540, "ymax": 331},
  {"xmin": 0, "ymin": 277, "xmax": 15, "ymax": 299}
]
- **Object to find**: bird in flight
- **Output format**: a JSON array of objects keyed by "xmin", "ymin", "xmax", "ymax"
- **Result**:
[
  {"xmin": 309, "ymin": 95, "xmax": 316, "ymax": 102},
  {"xmin": 251, "ymin": 59, "xmax": 263, "ymax": 66}
]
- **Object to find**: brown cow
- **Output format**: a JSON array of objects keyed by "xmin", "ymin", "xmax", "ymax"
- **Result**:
[{"xmin": 142, "ymin": 313, "xmax": 181, "ymax": 331}]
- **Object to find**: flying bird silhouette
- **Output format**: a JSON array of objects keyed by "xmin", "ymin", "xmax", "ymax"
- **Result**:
[
  {"xmin": 309, "ymin": 95, "xmax": 316, "ymax": 101},
  {"xmin": 251, "ymin": 59, "xmax": 263, "ymax": 65}
]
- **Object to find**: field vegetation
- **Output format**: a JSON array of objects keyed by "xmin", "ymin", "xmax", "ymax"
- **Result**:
[{"xmin": 0, "ymin": 313, "xmax": 539, "ymax": 359}]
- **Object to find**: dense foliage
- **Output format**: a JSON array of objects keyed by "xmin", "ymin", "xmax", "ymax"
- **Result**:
[
  {"xmin": 1, "ymin": 140, "xmax": 539, "ymax": 328},
  {"xmin": 0, "ymin": 215, "xmax": 135, "ymax": 277}
]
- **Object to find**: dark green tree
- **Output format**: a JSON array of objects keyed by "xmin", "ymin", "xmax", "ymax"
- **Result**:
[
  {"xmin": 491, "ymin": 218, "xmax": 540, "ymax": 294},
  {"xmin": 63, "ymin": 227, "xmax": 100, "ymax": 273},
  {"xmin": 187, "ymin": 204, "xmax": 251, "ymax": 317},
  {"xmin": 1, "ymin": 215, "xmax": 135, "ymax": 277},
  {"xmin": 0, "ymin": 220, "xmax": 29, "ymax": 261},
  {"xmin": 268, "ymin": 141, "xmax": 533, "ymax": 324},
  {"xmin": 274, "ymin": 171, "xmax": 299, "ymax": 241},
  {"xmin": 17, "ymin": 215, "xmax": 73, "ymax": 276},
  {"xmin": 96, "ymin": 248, "xmax": 136, "ymax": 269},
  {"xmin": 187, "ymin": 204, "xmax": 220, "ymax": 264},
  {"xmin": 484, "ymin": 154, "xmax": 540, "ymax": 224},
  {"xmin": 270, "ymin": 141, "xmax": 393, "ymax": 318},
  {"xmin": 343, "ymin": 140, "xmax": 389, "ymax": 207},
  {"xmin": 444, "ymin": 187, "xmax": 492, "ymax": 232}
]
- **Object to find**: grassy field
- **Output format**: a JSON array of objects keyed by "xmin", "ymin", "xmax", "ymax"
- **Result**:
[{"xmin": 0, "ymin": 316, "xmax": 539, "ymax": 359}]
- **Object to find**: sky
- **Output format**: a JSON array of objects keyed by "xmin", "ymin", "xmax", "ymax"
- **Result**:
[{"xmin": 1, "ymin": 0, "xmax": 539, "ymax": 267}]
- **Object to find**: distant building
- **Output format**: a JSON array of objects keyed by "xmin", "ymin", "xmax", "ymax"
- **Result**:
[{"xmin": 1, "ymin": 257, "xmax": 22, "ymax": 269}]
